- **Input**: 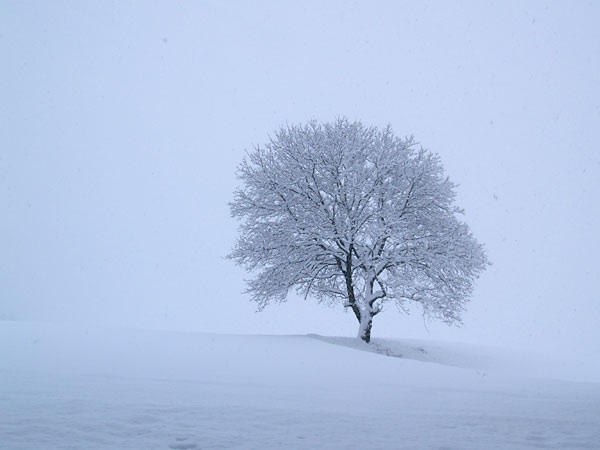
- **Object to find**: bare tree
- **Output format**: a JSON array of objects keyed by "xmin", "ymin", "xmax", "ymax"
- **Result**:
[{"xmin": 229, "ymin": 119, "xmax": 489, "ymax": 342}]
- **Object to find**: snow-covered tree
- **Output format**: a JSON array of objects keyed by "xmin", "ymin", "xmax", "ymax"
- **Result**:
[{"xmin": 229, "ymin": 119, "xmax": 489, "ymax": 342}]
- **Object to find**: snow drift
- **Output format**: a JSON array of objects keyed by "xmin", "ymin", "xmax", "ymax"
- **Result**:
[{"xmin": 1, "ymin": 320, "xmax": 599, "ymax": 449}]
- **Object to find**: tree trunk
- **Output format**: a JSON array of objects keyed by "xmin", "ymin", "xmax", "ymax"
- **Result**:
[{"xmin": 358, "ymin": 312, "xmax": 373, "ymax": 343}]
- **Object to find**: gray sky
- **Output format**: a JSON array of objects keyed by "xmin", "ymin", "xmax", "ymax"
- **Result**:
[{"xmin": 2, "ymin": 1, "xmax": 599, "ymax": 357}]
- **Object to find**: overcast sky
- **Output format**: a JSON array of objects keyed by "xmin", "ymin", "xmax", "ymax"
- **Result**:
[{"xmin": 2, "ymin": 1, "xmax": 599, "ymax": 358}]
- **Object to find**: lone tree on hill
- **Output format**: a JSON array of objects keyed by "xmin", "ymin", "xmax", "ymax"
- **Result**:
[{"xmin": 229, "ymin": 119, "xmax": 489, "ymax": 343}]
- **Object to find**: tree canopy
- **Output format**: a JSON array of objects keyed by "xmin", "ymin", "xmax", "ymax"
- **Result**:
[{"xmin": 229, "ymin": 119, "xmax": 489, "ymax": 342}]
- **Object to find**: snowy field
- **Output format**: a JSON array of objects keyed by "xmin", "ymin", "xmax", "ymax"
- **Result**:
[{"xmin": 1, "ymin": 320, "xmax": 599, "ymax": 450}]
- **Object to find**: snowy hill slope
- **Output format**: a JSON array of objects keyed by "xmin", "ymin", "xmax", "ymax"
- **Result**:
[
  {"xmin": 1, "ymin": 320, "xmax": 599, "ymax": 449},
  {"xmin": 309, "ymin": 334, "xmax": 600, "ymax": 384}
]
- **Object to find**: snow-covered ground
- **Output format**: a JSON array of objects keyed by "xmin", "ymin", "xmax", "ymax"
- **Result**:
[{"xmin": 1, "ymin": 320, "xmax": 599, "ymax": 449}]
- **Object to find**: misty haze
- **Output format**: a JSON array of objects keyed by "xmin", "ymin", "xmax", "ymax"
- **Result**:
[{"xmin": 2, "ymin": 1, "xmax": 599, "ymax": 449}]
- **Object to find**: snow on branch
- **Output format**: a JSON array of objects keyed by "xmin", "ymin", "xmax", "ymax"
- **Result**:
[{"xmin": 229, "ymin": 118, "xmax": 489, "ymax": 342}]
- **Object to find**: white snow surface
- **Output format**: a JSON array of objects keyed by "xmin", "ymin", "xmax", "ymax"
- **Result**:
[{"xmin": 1, "ymin": 321, "xmax": 599, "ymax": 450}]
